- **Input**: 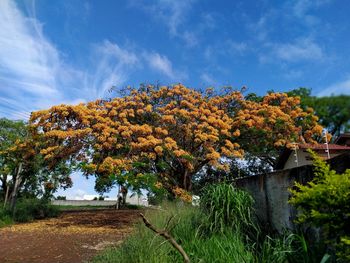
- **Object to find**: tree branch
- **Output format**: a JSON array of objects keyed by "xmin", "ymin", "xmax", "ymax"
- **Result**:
[{"xmin": 140, "ymin": 213, "xmax": 190, "ymax": 263}]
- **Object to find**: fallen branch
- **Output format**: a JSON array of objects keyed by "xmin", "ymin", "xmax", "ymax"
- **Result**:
[{"xmin": 140, "ymin": 213, "xmax": 190, "ymax": 263}]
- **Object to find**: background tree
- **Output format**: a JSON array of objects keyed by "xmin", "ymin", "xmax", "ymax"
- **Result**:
[
  {"xmin": 0, "ymin": 118, "xmax": 72, "ymax": 209},
  {"xmin": 236, "ymin": 88, "xmax": 350, "ymax": 176},
  {"xmin": 287, "ymin": 87, "xmax": 350, "ymax": 137},
  {"xmin": 0, "ymin": 118, "xmax": 27, "ymax": 204},
  {"xmin": 30, "ymin": 84, "xmax": 322, "ymax": 200}
]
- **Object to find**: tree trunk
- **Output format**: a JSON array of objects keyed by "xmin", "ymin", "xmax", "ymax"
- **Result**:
[
  {"xmin": 0, "ymin": 175, "xmax": 7, "ymax": 199},
  {"xmin": 10, "ymin": 162, "xmax": 23, "ymax": 212},
  {"xmin": 182, "ymin": 170, "xmax": 193, "ymax": 192},
  {"xmin": 3, "ymin": 185, "xmax": 9, "ymax": 209}
]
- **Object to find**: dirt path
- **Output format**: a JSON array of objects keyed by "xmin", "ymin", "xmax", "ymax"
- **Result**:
[{"xmin": 0, "ymin": 209, "xmax": 141, "ymax": 263}]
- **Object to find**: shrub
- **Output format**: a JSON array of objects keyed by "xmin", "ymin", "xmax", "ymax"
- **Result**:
[
  {"xmin": 13, "ymin": 198, "xmax": 59, "ymax": 222},
  {"xmin": 0, "ymin": 206, "xmax": 13, "ymax": 228},
  {"xmin": 289, "ymin": 150, "xmax": 350, "ymax": 262}
]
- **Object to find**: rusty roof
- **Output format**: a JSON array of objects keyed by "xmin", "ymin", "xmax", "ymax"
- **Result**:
[
  {"xmin": 275, "ymin": 143, "xmax": 350, "ymax": 170},
  {"xmin": 298, "ymin": 143, "xmax": 350, "ymax": 150}
]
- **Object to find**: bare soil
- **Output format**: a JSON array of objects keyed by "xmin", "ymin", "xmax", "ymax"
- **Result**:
[{"xmin": 0, "ymin": 209, "xmax": 141, "ymax": 263}]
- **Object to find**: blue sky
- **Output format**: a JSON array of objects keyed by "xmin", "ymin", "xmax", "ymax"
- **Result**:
[{"xmin": 1, "ymin": 0, "xmax": 350, "ymax": 198}]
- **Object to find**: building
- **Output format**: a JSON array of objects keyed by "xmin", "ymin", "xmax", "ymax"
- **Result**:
[
  {"xmin": 275, "ymin": 142, "xmax": 350, "ymax": 170},
  {"xmin": 334, "ymin": 132, "xmax": 350, "ymax": 146}
]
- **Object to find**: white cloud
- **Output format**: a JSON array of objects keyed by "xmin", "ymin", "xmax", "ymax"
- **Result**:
[
  {"xmin": 0, "ymin": 0, "xmax": 60, "ymax": 96},
  {"xmin": 260, "ymin": 38, "xmax": 324, "ymax": 63},
  {"xmin": 292, "ymin": 0, "xmax": 331, "ymax": 18},
  {"xmin": 131, "ymin": 0, "xmax": 197, "ymax": 46},
  {"xmin": 0, "ymin": 0, "xmax": 140, "ymax": 119},
  {"xmin": 87, "ymin": 41, "xmax": 139, "ymax": 98},
  {"xmin": 227, "ymin": 41, "xmax": 248, "ymax": 55},
  {"xmin": 318, "ymin": 77, "xmax": 350, "ymax": 96},
  {"xmin": 0, "ymin": 0, "xmax": 187, "ymax": 120},
  {"xmin": 274, "ymin": 38, "xmax": 324, "ymax": 62},
  {"xmin": 200, "ymin": 73, "xmax": 216, "ymax": 85},
  {"xmin": 247, "ymin": 12, "xmax": 273, "ymax": 42},
  {"xmin": 289, "ymin": 0, "xmax": 331, "ymax": 26},
  {"xmin": 143, "ymin": 51, "xmax": 183, "ymax": 80}
]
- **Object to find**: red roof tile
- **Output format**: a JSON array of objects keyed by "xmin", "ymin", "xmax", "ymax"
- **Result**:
[{"xmin": 298, "ymin": 143, "xmax": 350, "ymax": 150}]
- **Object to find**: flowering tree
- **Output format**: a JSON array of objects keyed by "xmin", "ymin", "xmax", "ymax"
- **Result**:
[
  {"xmin": 0, "ymin": 118, "xmax": 72, "ymax": 209},
  {"xmin": 30, "ymin": 84, "xmax": 322, "ymax": 200}
]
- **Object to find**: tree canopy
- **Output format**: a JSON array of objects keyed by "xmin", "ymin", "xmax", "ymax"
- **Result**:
[
  {"xmin": 287, "ymin": 87, "xmax": 350, "ymax": 137},
  {"xmin": 30, "ymin": 84, "xmax": 322, "ymax": 200},
  {"xmin": 0, "ymin": 118, "xmax": 72, "ymax": 207}
]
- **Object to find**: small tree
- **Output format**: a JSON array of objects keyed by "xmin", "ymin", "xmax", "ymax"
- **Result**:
[
  {"xmin": 289, "ymin": 150, "xmax": 350, "ymax": 261},
  {"xmin": 0, "ymin": 118, "xmax": 72, "ymax": 210}
]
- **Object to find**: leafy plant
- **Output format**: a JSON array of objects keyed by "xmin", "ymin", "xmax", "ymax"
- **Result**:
[
  {"xmin": 289, "ymin": 150, "xmax": 350, "ymax": 261},
  {"xmin": 13, "ymin": 198, "xmax": 59, "ymax": 222},
  {"xmin": 199, "ymin": 182, "xmax": 257, "ymax": 236},
  {"xmin": 0, "ymin": 205, "xmax": 13, "ymax": 228}
]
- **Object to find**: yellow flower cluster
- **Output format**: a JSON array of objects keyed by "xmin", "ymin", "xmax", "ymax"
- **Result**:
[
  {"xmin": 29, "ymin": 84, "xmax": 323, "ymax": 195},
  {"xmin": 172, "ymin": 186, "xmax": 192, "ymax": 202}
]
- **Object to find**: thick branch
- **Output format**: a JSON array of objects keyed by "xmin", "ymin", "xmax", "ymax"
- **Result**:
[{"xmin": 140, "ymin": 213, "xmax": 190, "ymax": 263}]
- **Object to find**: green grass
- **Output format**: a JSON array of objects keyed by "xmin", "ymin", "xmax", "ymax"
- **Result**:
[
  {"xmin": 199, "ymin": 183, "xmax": 258, "ymax": 237},
  {"xmin": 1, "ymin": 198, "xmax": 60, "ymax": 224},
  {"xmin": 91, "ymin": 183, "xmax": 301, "ymax": 263},
  {"xmin": 92, "ymin": 202, "xmax": 255, "ymax": 263},
  {"xmin": 0, "ymin": 205, "xmax": 13, "ymax": 228}
]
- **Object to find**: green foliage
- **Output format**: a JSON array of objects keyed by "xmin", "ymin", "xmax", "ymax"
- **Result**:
[
  {"xmin": 92, "ymin": 202, "xmax": 255, "ymax": 263},
  {"xmin": 0, "ymin": 117, "xmax": 73, "ymax": 205},
  {"xmin": 287, "ymin": 87, "xmax": 350, "ymax": 136},
  {"xmin": 93, "ymin": 184, "xmax": 305, "ymax": 263},
  {"xmin": 234, "ymin": 88, "xmax": 350, "ymax": 178},
  {"xmin": 0, "ymin": 206, "xmax": 13, "ymax": 228},
  {"xmin": 289, "ymin": 150, "xmax": 350, "ymax": 261},
  {"xmin": 13, "ymin": 198, "xmax": 59, "ymax": 222},
  {"xmin": 199, "ymin": 183, "xmax": 257, "ymax": 235}
]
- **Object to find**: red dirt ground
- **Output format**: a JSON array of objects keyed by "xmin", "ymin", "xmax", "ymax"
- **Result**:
[{"xmin": 0, "ymin": 209, "xmax": 141, "ymax": 263}]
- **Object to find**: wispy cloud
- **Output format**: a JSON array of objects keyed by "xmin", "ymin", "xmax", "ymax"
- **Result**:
[
  {"xmin": 227, "ymin": 41, "xmax": 249, "ymax": 55},
  {"xmin": 0, "ymin": 0, "xmax": 63, "ymax": 118},
  {"xmin": 131, "ymin": 0, "xmax": 197, "ymax": 46},
  {"xmin": 0, "ymin": 1, "xmax": 149, "ymax": 119},
  {"xmin": 318, "ymin": 77, "xmax": 350, "ymax": 96},
  {"xmin": 87, "ymin": 41, "xmax": 140, "ymax": 98},
  {"xmin": 272, "ymin": 38, "xmax": 324, "ymax": 62},
  {"xmin": 291, "ymin": 0, "xmax": 331, "ymax": 18},
  {"xmin": 200, "ymin": 73, "xmax": 217, "ymax": 86},
  {"xmin": 284, "ymin": 0, "xmax": 331, "ymax": 27},
  {"xmin": 143, "ymin": 51, "xmax": 186, "ymax": 81},
  {"xmin": 259, "ymin": 38, "xmax": 325, "ymax": 64}
]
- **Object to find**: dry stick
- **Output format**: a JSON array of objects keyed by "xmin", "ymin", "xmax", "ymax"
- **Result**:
[{"xmin": 140, "ymin": 213, "xmax": 190, "ymax": 263}]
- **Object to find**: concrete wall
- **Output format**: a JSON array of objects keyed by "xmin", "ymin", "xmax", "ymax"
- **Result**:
[
  {"xmin": 52, "ymin": 195, "xmax": 149, "ymax": 207},
  {"xmin": 234, "ymin": 153, "xmax": 350, "ymax": 233},
  {"xmin": 52, "ymin": 200, "xmax": 117, "ymax": 206}
]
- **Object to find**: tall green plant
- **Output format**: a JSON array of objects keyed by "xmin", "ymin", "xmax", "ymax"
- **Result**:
[
  {"xmin": 289, "ymin": 150, "xmax": 350, "ymax": 261},
  {"xmin": 199, "ymin": 183, "xmax": 257, "ymax": 237}
]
